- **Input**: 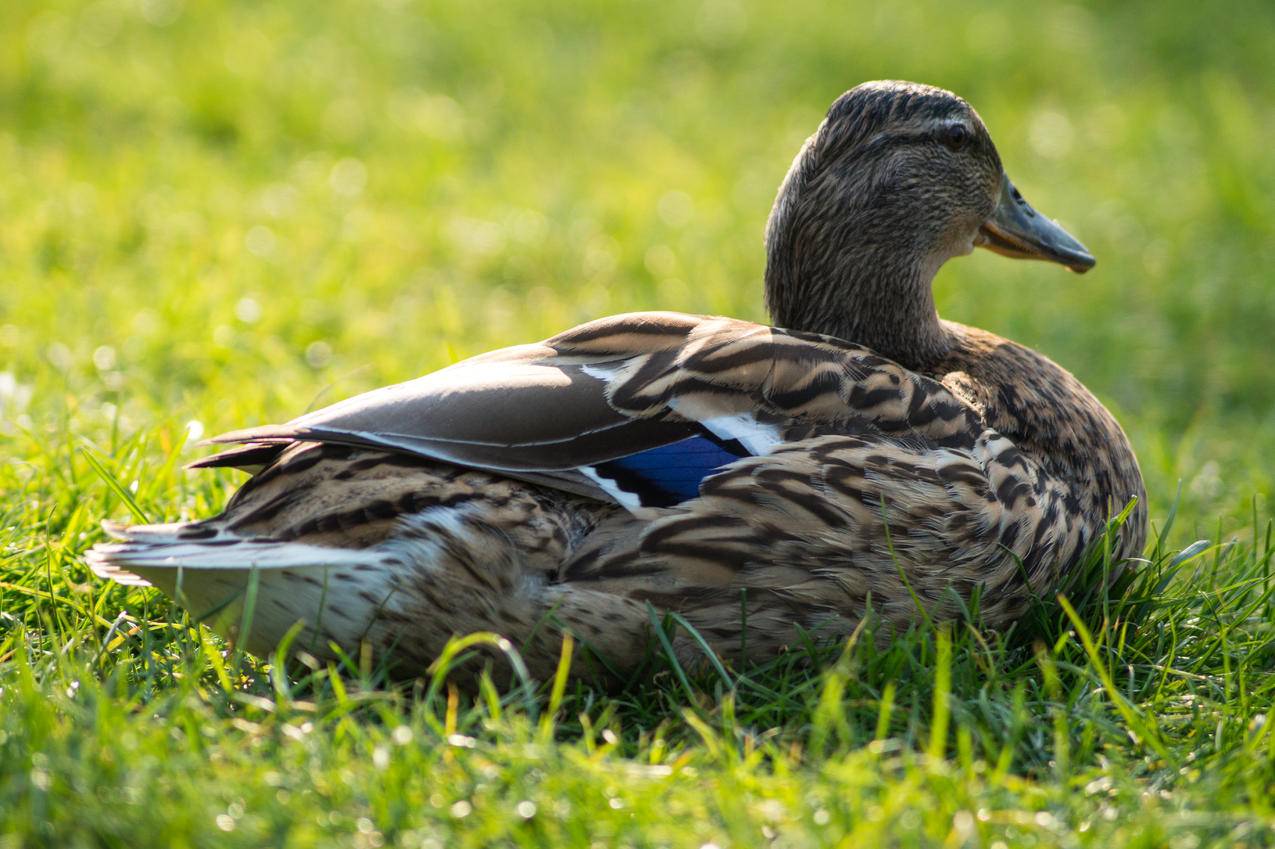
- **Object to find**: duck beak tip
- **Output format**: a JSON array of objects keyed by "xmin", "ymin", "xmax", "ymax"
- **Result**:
[{"xmin": 978, "ymin": 174, "xmax": 1096, "ymax": 275}]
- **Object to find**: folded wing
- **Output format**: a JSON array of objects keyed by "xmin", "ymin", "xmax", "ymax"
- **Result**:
[{"xmin": 195, "ymin": 312, "xmax": 985, "ymax": 509}]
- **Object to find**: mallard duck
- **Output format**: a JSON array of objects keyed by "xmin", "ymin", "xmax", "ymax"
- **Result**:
[{"xmin": 90, "ymin": 81, "xmax": 1146, "ymax": 681}]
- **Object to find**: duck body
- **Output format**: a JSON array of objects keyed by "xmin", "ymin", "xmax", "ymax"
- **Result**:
[
  {"xmin": 90, "ymin": 82, "xmax": 1147, "ymax": 681},
  {"xmin": 91, "ymin": 311, "xmax": 1144, "ymax": 679}
]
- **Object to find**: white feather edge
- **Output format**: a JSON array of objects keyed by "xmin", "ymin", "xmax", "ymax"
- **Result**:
[
  {"xmin": 578, "ymin": 466, "xmax": 644, "ymax": 511},
  {"xmin": 583, "ymin": 365, "xmax": 784, "ymax": 458},
  {"xmin": 87, "ymin": 539, "xmax": 383, "ymax": 573},
  {"xmin": 87, "ymin": 533, "xmax": 397, "ymax": 652},
  {"xmin": 696, "ymin": 413, "xmax": 783, "ymax": 456}
]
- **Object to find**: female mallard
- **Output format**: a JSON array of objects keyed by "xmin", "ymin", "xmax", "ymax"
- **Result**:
[{"xmin": 90, "ymin": 81, "xmax": 1146, "ymax": 680}]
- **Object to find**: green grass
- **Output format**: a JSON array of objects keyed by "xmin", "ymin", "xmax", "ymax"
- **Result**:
[{"xmin": 2, "ymin": 0, "xmax": 1274, "ymax": 845}]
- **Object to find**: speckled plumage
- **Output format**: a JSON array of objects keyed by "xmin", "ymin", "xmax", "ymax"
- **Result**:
[{"xmin": 89, "ymin": 82, "xmax": 1146, "ymax": 683}]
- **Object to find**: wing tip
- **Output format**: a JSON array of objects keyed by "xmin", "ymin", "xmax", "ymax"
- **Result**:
[
  {"xmin": 186, "ymin": 442, "xmax": 285, "ymax": 471},
  {"xmin": 85, "ymin": 543, "xmax": 155, "ymax": 586},
  {"xmin": 204, "ymin": 424, "xmax": 298, "ymax": 445}
]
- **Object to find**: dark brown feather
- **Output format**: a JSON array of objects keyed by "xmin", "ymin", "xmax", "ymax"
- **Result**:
[{"xmin": 90, "ymin": 81, "xmax": 1146, "ymax": 684}]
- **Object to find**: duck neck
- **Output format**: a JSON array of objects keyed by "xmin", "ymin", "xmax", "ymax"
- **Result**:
[{"xmin": 764, "ymin": 236, "xmax": 953, "ymax": 370}]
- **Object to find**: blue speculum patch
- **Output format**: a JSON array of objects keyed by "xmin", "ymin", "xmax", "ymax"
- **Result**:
[{"xmin": 591, "ymin": 435, "xmax": 749, "ymax": 506}]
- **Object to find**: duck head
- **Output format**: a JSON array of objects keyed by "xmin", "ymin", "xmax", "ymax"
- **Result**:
[{"xmin": 764, "ymin": 80, "xmax": 1094, "ymax": 368}]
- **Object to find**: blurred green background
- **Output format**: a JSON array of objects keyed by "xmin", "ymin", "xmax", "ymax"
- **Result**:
[
  {"xmin": 2, "ymin": 0, "xmax": 1273, "ymax": 532},
  {"xmin": 3, "ymin": 3, "xmax": 1275, "ymax": 845}
]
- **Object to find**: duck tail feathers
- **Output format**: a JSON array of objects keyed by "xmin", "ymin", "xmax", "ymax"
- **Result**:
[{"xmin": 87, "ymin": 519, "xmax": 380, "ymax": 590}]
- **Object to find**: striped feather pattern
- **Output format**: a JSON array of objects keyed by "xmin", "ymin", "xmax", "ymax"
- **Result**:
[
  {"xmin": 91, "ymin": 312, "xmax": 1143, "ymax": 681},
  {"xmin": 89, "ymin": 81, "xmax": 1147, "ymax": 683}
]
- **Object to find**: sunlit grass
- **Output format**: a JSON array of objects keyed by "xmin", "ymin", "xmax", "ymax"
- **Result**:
[{"xmin": 2, "ymin": 0, "xmax": 1274, "ymax": 845}]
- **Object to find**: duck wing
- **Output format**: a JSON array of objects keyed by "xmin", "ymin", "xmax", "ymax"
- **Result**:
[{"xmin": 194, "ymin": 311, "xmax": 984, "ymax": 508}]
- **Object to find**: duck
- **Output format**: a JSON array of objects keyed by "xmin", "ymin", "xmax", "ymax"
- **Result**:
[{"xmin": 89, "ymin": 81, "xmax": 1146, "ymax": 683}]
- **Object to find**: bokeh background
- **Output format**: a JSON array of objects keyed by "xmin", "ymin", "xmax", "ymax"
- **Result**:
[
  {"xmin": 3, "ymin": 0, "xmax": 1273, "ymax": 533},
  {"xmin": 3, "ymin": 3, "xmax": 1275, "ymax": 845}
]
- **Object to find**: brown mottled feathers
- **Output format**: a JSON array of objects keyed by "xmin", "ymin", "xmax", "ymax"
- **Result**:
[
  {"xmin": 90, "ymin": 81, "xmax": 1148, "ymax": 683},
  {"xmin": 92, "ymin": 310, "xmax": 1144, "ymax": 681},
  {"xmin": 554, "ymin": 317, "xmax": 1145, "ymax": 648},
  {"xmin": 196, "ymin": 313, "xmax": 986, "ymax": 479}
]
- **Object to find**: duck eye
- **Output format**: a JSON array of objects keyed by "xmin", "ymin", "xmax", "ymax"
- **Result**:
[{"xmin": 942, "ymin": 123, "xmax": 970, "ymax": 150}]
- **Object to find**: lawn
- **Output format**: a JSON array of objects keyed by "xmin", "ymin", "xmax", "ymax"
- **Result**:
[{"xmin": 2, "ymin": 0, "xmax": 1274, "ymax": 845}]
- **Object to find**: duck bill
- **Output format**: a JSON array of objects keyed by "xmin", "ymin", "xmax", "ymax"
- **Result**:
[{"xmin": 976, "ymin": 173, "xmax": 1095, "ymax": 273}]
